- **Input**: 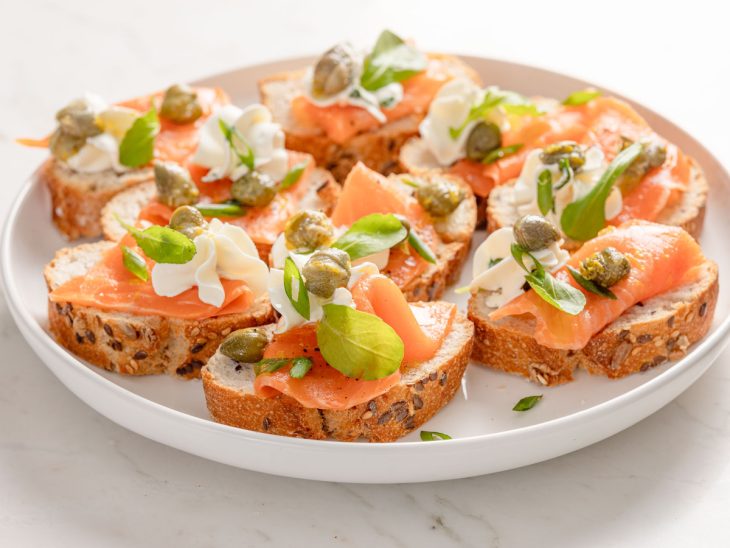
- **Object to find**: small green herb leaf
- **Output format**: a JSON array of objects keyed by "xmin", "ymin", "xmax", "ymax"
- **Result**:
[
  {"xmin": 449, "ymin": 91, "xmax": 505, "ymax": 139},
  {"xmin": 513, "ymin": 394, "xmax": 542, "ymax": 411},
  {"xmin": 219, "ymin": 118, "xmax": 255, "ymax": 171},
  {"xmin": 560, "ymin": 142, "xmax": 642, "ymax": 241},
  {"xmin": 420, "ymin": 430, "xmax": 452, "ymax": 441},
  {"xmin": 119, "ymin": 106, "xmax": 160, "ymax": 168},
  {"xmin": 562, "ymin": 89, "xmax": 602, "ymax": 106},
  {"xmin": 255, "ymin": 358, "xmax": 290, "ymax": 376},
  {"xmin": 121, "ymin": 245, "xmax": 149, "ymax": 281},
  {"xmin": 283, "ymin": 257, "xmax": 310, "ymax": 320},
  {"xmin": 408, "ymin": 230, "xmax": 436, "ymax": 264},
  {"xmin": 289, "ymin": 357, "xmax": 314, "ymax": 379},
  {"xmin": 537, "ymin": 169, "xmax": 553, "ymax": 216},
  {"xmin": 279, "ymin": 160, "xmax": 309, "ymax": 190},
  {"xmin": 116, "ymin": 215, "xmax": 196, "ymax": 264},
  {"xmin": 483, "ymin": 144, "xmax": 523, "ymax": 164},
  {"xmin": 510, "ymin": 242, "xmax": 531, "ymax": 273},
  {"xmin": 502, "ymin": 103, "xmax": 542, "ymax": 116},
  {"xmin": 317, "ymin": 304, "xmax": 404, "ymax": 380},
  {"xmin": 194, "ymin": 202, "xmax": 247, "ymax": 218},
  {"xmin": 554, "ymin": 157, "xmax": 573, "ymax": 190},
  {"xmin": 360, "ymin": 30, "xmax": 427, "ymax": 91},
  {"xmin": 567, "ymin": 265, "xmax": 617, "ymax": 299},
  {"xmin": 401, "ymin": 178, "xmax": 420, "ymax": 189},
  {"xmin": 332, "ymin": 213, "xmax": 407, "ymax": 261}
]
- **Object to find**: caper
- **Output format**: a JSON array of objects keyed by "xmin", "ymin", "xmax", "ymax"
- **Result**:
[
  {"xmin": 513, "ymin": 214, "xmax": 560, "ymax": 251},
  {"xmin": 540, "ymin": 141, "xmax": 586, "ymax": 171},
  {"xmin": 579, "ymin": 247, "xmax": 631, "ymax": 288},
  {"xmin": 219, "ymin": 328, "xmax": 270, "ymax": 364},
  {"xmin": 231, "ymin": 171, "xmax": 277, "ymax": 208},
  {"xmin": 284, "ymin": 210, "xmax": 335, "ymax": 251},
  {"xmin": 168, "ymin": 205, "xmax": 207, "ymax": 239},
  {"xmin": 302, "ymin": 248, "xmax": 352, "ymax": 299},
  {"xmin": 311, "ymin": 43, "xmax": 356, "ymax": 99},
  {"xmin": 465, "ymin": 121, "xmax": 501, "ymax": 161},
  {"xmin": 414, "ymin": 177, "xmax": 465, "ymax": 217},
  {"xmin": 160, "ymin": 84, "xmax": 203, "ymax": 124},
  {"xmin": 55, "ymin": 98, "xmax": 102, "ymax": 139},
  {"xmin": 618, "ymin": 137, "xmax": 668, "ymax": 194},
  {"xmin": 154, "ymin": 161, "xmax": 199, "ymax": 208},
  {"xmin": 49, "ymin": 129, "xmax": 86, "ymax": 161}
]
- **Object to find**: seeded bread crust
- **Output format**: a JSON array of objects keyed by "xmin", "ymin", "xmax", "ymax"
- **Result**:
[
  {"xmin": 486, "ymin": 157, "xmax": 709, "ymax": 244},
  {"xmin": 44, "ymin": 241, "xmax": 275, "ymax": 378},
  {"xmin": 201, "ymin": 309, "xmax": 474, "ymax": 442},
  {"xmin": 467, "ymin": 261, "xmax": 718, "ymax": 386},
  {"xmin": 40, "ymin": 157, "xmax": 154, "ymax": 241},
  {"xmin": 99, "ymin": 167, "xmax": 341, "ymax": 261},
  {"xmin": 258, "ymin": 54, "xmax": 481, "ymax": 182}
]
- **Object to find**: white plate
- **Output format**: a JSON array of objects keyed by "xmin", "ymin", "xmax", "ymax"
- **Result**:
[{"xmin": 3, "ymin": 56, "xmax": 730, "ymax": 483}]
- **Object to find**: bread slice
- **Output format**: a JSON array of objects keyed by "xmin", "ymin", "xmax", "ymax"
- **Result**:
[
  {"xmin": 468, "ymin": 261, "xmax": 718, "ymax": 386},
  {"xmin": 100, "ymin": 167, "xmax": 341, "ymax": 261},
  {"xmin": 387, "ymin": 172, "xmax": 477, "ymax": 301},
  {"xmin": 201, "ymin": 308, "xmax": 474, "ymax": 442},
  {"xmin": 259, "ymin": 54, "xmax": 480, "ymax": 182},
  {"xmin": 487, "ymin": 157, "xmax": 709, "ymax": 244},
  {"xmin": 40, "ymin": 158, "xmax": 153, "ymax": 240},
  {"xmin": 44, "ymin": 241, "xmax": 275, "ymax": 378}
]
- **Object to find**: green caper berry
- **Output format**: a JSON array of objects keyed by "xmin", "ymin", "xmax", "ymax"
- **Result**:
[
  {"xmin": 618, "ymin": 137, "xmax": 668, "ymax": 194},
  {"xmin": 160, "ymin": 84, "xmax": 203, "ymax": 124},
  {"xmin": 219, "ymin": 328, "xmax": 270, "ymax": 363},
  {"xmin": 302, "ymin": 248, "xmax": 351, "ymax": 299},
  {"xmin": 513, "ymin": 214, "xmax": 560, "ymax": 251},
  {"xmin": 311, "ymin": 43, "xmax": 356, "ymax": 99},
  {"xmin": 168, "ymin": 205, "xmax": 207, "ymax": 239},
  {"xmin": 540, "ymin": 141, "xmax": 586, "ymax": 171},
  {"xmin": 579, "ymin": 247, "xmax": 631, "ymax": 288},
  {"xmin": 465, "ymin": 121, "xmax": 501, "ymax": 161},
  {"xmin": 49, "ymin": 128, "xmax": 86, "ymax": 161},
  {"xmin": 55, "ymin": 99, "xmax": 102, "ymax": 139},
  {"xmin": 154, "ymin": 161, "xmax": 199, "ymax": 208},
  {"xmin": 284, "ymin": 210, "xmax": 335, "ymax": 251},
  {"xmin": 231, "ymin": 171, "xmax": 277, "ymax": 208},
  {"xmin": 414, "ymin": 177, "xmax": 465, "ymax": 217}
]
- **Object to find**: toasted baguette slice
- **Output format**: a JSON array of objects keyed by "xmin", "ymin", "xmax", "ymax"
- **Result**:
[
  {"xmin": 468, "ymin": 261, "xmax": 718, "ymax": 386},
  {"xmin": 487, "ymin": 157, "xmax": 709, "ymax": 245},
  {"xmin": 387, "ymin": 172, "xmax": 477, "ymax": 301},
  {"xmin": 44, "ymin": 241, "xmax": 275, "ymax": 378},
  {"xmin": 40, "ymin": 158, "xmax": 153, "ymax": 240},
  {"xmin": 100, "ymin": 167, "xmax": 340, "ymax": 261},
  {"xmin": 259, "ymin": 54, "xmax": 479, "ymax": 182},
  {"xmin": 201, "ymin": 309, "xmax": 474, "ymax": 442}
]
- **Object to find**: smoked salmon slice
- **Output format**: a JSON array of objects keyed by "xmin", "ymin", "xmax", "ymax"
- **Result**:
[{"xmin": 490, "ymin": 221, "xmax": 706, "ymax": 350}]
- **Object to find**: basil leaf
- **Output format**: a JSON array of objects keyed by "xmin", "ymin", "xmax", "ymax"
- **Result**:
[
  {"xmin": 195, "ymin": 202, "xmax": 247, "ymax": 218},
  {"xmin": 510, "ymin": 242, "xmax": 532, "ymax": 273},
  {"xmin": 420, "ymin": 431, "xmax": 452, "ymax": 441},
  {"xmin": 317, "ymin": 303, "xmax": 404, "ymax": 380},
  {"xmin": 119, "ymin": 106, "xmax": 159, "ymax": 168},
  {"xmin": 449, "ymin": 91, "xmax": 505, "ymax": 139},
  {"xmin": 554, "ymin": 157, "xmax": 573, "ymax": 190},
  {"xmin": 121, "ymin": 245, "xmax": 149, "ymax": 281},
  {"xmin": 283, "ymin": 257, "xmax": 310, "ymax": 320},
  {"xmin": 560, "ymin": 142, "xmax": 642, "ymax": 241},
  {"xmin": 289, "ymin": 357, "xmax": 313, "ymax": 379},
  {"xmin": 513, "ymin": 394, "xmax": 542, "ymax": 411},
  {"xmin": 525, "ymin": 268, "xmax": 585, "ymax": 316},
  {"xmin": 483, "ymin": 144, "xmax": 523, "ymax": 164},
  {"xmin": 537, "ymin": 169, "xmax": 553, "ymax": 216},
  {"xmin": 255, "ymin": 358, "xmax": 290, "ymax": 376},
  {"xmin": 279, "ymin": 161, "xmax": 308, "ymax": 190},
  {"xmin": 219, "ymin": 119, "xmax": 255, "ymax": 171},
  {"xmin": 360, "ymin": 30, "xmax": 427, "ymax": 91},
  {"xmin": 332, "ymin": 213, "xmax": 407, "ymax": 261},
  {"xmin": 408, "ymin": 230, "xmax": 436, "ymax": 264},
  {"xmin": 117, "ymin": 215, "xmax": 196, "ymax": 264},
  {"xmin": 567, "ymin": 265, "xmax": 617, "ymax": 299},
  {"xmin": 562, "ymin": 89, "xmax": 602, "ymax": 106}
]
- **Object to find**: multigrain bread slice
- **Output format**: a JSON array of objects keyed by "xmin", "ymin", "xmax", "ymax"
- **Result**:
[
  {"xmin": 100, "ymin": 167, "xmax": 341, "ymax": 261},
  {"xmin": 259, "ymin": 54, "xmax": 480, "ymax": 182},
  {"xmin": 486, "ymin": 157, "xmax": 709, "ymax": 244},
  {"xmin": 40, "ymin": 158, "xmax": 154, "ymax": 240},
  {"xmin": 467, "ymin": 261, "xmax": 718, "ymax": 386},
  {"xmin": 387, "ymin": 172, "xmax": 477, "ymax": 301},
  {"xmin": 44, "ymin": 241, "xmax": 275, "ymax": 378},
  {"xmin": 201, "ymin": 309, "xmax": 474, "ymax": 442}
]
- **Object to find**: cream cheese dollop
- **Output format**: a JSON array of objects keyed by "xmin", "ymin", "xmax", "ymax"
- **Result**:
[
  {"xmin": 468, "ymin": 227, "xmax": 570, "ymax": 308},
  {"xmin": 192, "ymin": 103, "xmax": 288, "ymax": 183},
  {"xmin": 151, "ymin": 218, "xmax": 269, "ymax": 308}
]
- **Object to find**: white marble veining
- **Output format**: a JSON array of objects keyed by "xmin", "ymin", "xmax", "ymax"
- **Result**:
[{"xmin": 2, "ymin": 0, "xmax": 730, "ymax": 546}]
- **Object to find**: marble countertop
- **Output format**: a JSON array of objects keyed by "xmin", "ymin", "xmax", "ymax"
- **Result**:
[{"xmin": 2, "ymin": 1, "xmax": 729, "ymax": 546}]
